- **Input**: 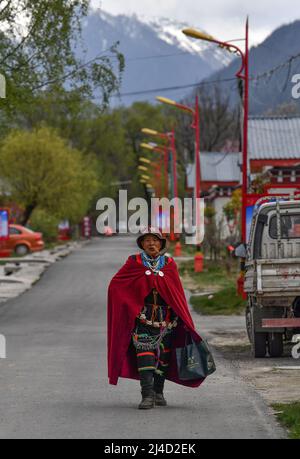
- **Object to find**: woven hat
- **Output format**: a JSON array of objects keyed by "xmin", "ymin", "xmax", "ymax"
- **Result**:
[{"xmin": 137, "ymin": 227, "xmax": 168, "ymax": 252}]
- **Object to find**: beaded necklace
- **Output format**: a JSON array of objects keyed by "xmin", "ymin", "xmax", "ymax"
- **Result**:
[{"xmin": 141, "ymin": 252, "xmax": 165, "ymax": 274}]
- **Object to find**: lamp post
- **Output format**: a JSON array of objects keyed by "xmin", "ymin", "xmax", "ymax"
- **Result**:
[
  {"xmin": 141, "ymin": 129, "xmax": 174, "ymax": 199},
  {"xmin": 138, "ymin": 165, "xmax": 149, "ymax": 173},
  {"xmin": 138, "ymin": 158, "xmax": 157, "ymax": 205},
  {"xmin": 140, "ymin": 142, "xmax": 169, "ymax": 198},
  {"xmin": 139, "ymin": 157, "xmax": 152, "ymax": 165},
  {"xmin": 139, "ymin": 165, "xmax": 156, "ymax": 189},
  {"xmin": 183, "ymin": 19, "xmax": 249, "ymax": 243},
  {"xmin": 141, "ymin": 128, "xmax": 178, "ymax": 206},
  {"xmin": 156, "ymin": 97, "xmax": 201, "ymax": 201},
  {"xmin": 141, "ymin": 139, "xmax": 178, "ymax": 238},
  {"xmin": 140, "ymin": 178, "xmax": 154, "ymax": 188},
  {"xmin": 156, "ymin": 96, "xmax": 203, "ymax": 260},
  {"xmin": 142, "ymin": 126, "xmax": 180, "ymax": 241}
]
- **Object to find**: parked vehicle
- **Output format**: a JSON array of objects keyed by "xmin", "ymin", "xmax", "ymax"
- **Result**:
[
  {"xmin": 2, "ymin": 224, "xmax": 45, "ymax": 256},
  {"xmin": 241, "ymin": 198, "xmax": 300, "ymax": 358}
]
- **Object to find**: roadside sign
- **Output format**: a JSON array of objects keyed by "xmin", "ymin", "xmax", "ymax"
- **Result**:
[
  {"xmin": 82, "ymin": 216, "xmax": 92, "ymax": 238},
  {"xmin": 58, "ymin": 220, "xmax": 71, "ymax": 241},
  {"xmin": 245, "ymin": 191, "xmax": 300, "ymax": 243},
  {"xmin": 246, "ymin": 195, "xmax": 269, "ymax": 243},
  {"xmin": 0, "ymin": 209, "xmax": 9, "ymax": 241}
]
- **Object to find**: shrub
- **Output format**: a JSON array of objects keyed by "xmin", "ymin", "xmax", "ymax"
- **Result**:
[{"xmin": 28, "ymin": 209, "xmax": 60, "ymax": 243}]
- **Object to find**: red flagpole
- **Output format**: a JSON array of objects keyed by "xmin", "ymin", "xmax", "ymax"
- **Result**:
[
  {"xmin": 195, "ymin": 95, "xmax": 201, "ymax": 201},
  {"xmin": 242, "ymin": 17, "xmax": 249, "ymax": 243}
]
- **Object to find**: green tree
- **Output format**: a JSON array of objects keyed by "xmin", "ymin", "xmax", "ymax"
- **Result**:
[
  {"xmin": 120, "ymin": 102, "xmax": 177, "ymax": 199},
  {"xmin": 60, "ymin": 102, "xmax": 174, "ymax": 203},
  {"xmin": 223, "ymin": 189, "xmax": 242, "ymax": 240},
  {"xmin": 0, "ymin": 0, "xmax": 124, "ymax": 122},
  {"xmin": 68, "ymin": 108, "xmax": 134, "ymax": 199},
  {"xmin": 29, "ymin": 209, "xmax": 60, "ymax": 242},
  {"xmin": 174, "ymin": 87, "xmax": 239, "ymax": 165},
  {"xmin": 0, "ymin": 127, "xmax": 99, "ymax": 225},
  {"xmin": 203, "ymin": 205, "xmax": 222, "ymax": 260},
  {"xmin": 17, "ymin": 86, "xmax": 100, "ymax": 138}
]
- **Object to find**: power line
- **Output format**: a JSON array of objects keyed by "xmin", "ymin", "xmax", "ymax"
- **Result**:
[
  {"xmin": 250, "ymin": 51, "xmax": 300, "ymax": 83},
  {"xmin": 113, "ymin": 77, "xmax": 237, "ymax": 98},
  {"xmin": 31, "ymin": 49, "xmax": 119, "ymax": 92},
  {"xmin": 113, "ymin": 51, "xmax": 300, "ymax": 99},
  {"xmin": 29, "ymin": 44, "xmax": 300, "ymax": 102}
]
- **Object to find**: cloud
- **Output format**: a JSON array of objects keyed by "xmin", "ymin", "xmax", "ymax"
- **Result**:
[{"xmin": 91, "ymin": 0, "xmax": 299, "ymax": 46}]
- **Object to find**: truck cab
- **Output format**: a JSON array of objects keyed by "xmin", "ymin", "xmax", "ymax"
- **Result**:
[{"xmin": 244, "ymin": 199, "xmax": 300, "ymax": 358}]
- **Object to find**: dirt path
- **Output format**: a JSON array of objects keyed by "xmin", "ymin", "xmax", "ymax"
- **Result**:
[{"xmin": 198, "ymin": 314, "xmax": 300, "ymax": 405}]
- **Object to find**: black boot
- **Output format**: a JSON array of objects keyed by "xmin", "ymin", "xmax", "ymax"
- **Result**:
[
  {"xmin": 154, "ymin": 393, "xmax": 167, "ymax": 407},
  {"xmin": 139, "ymin": 389, "xmax": 155, "ymax": 410},
  {"xmin": 154, "ymin": 374, "xmax": 167, "ymax": 407},
  {"xmin": 139, "ymin": 371, "xmax": 155, "ymax": 410}
]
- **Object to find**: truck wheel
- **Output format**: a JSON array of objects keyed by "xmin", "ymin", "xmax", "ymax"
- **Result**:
[
  {"xmin": 246, "ymin": 304, "xmax": 252, "ymax": 342},
  {"xmin": 248, "ymin": 305, "xmax": 268, "ymax": 358},
  {"xmin": 268, "ymin": 333, "xmax": 283, "ymax": 358},
  {"xmin": 253, "ymin": 332, "xmax": 268, "ymax": 358}
]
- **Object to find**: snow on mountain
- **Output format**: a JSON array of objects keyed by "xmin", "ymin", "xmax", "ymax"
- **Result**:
[
  {"xmin": 138, "ymin": 15, "xmax": 233, "ymax": 68},
  {"xmin": 80, "ymin": 10, "xmax": 234, "ymax": 105}
]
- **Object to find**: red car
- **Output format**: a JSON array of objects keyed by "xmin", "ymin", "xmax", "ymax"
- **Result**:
[{"xmin": 2, "ymin": 224, "xmax": 45, "ymax": 256}]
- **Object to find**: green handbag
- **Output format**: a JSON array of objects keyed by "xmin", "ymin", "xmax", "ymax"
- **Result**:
[{"xmin": 176, "ymin": 334, "xmax": 216, "ymax": 381}]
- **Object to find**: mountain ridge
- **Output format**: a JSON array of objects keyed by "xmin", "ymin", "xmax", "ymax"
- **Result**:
[
  {"xmin": 81, "ymin": 10, "xmax": 300, "ymax": 113},
  {"xmin": 80, "ymin": 10, "xmax": 233, "ymax": 105},
  {"xmin": 202, "ymin": 19, "xmax": 300, "ymax": 115}
]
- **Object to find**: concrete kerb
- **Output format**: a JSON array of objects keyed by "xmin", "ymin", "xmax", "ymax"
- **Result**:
[{"xmin": 0, "ymin": 240, "xmax": 88, "ymax": 302}]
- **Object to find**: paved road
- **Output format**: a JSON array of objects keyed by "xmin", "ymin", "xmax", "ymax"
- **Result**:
[{"xmin": 0, "ymin": 237, "xmax": 285, "ymax": 439}]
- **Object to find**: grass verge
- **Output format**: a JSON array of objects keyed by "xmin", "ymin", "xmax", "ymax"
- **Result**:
[
  {"xmin": 273, "ymin": 403, "xmax": 300, "ymax": 439},
  {"xmin": 190, "ymin": 284, "xmax": 247, "ymax": 316},
  {"xmin": 179, "ymin": 260, "xmax": 238, "ymax": 290},
  {"xmin": 178, "ymin": 259, "xmax": 246, "ymax": 315}
]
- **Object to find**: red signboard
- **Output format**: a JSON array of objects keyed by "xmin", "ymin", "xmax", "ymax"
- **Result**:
[{"xmin": 82, "ymin": 217, "xmax": 92, "ymax": 239}]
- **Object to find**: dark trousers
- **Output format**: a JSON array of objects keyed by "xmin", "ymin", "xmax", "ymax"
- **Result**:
[{"xmin": 135, "ymin": 323, "xmax": 173, "ymax": 395}]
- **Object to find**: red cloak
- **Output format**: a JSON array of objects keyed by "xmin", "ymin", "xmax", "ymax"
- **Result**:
[{"xmin": 107, "ymin": 255, "xmax": 206, "ymax": 388}]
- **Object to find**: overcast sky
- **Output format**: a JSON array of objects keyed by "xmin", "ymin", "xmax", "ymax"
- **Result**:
[{"xmin": 91, "ymin": 0, "xmax": 299, "ymax": 47}]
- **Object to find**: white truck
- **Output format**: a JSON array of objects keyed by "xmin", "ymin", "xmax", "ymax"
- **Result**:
[{"xmin": 241, "ymin": 198, "xmax": 300, "ymax": 358}]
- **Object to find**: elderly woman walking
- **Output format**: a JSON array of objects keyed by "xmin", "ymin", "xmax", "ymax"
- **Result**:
[{"xmin": 107, "ymin": 228, "xmax": 209, "ymax": 410}]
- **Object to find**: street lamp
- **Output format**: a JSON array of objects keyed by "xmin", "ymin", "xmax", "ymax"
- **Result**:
[
  {"xmin": 156, "ymin": 97, "xmax": 195, "ymax": 116},
  {"xmin": 141, "ymin": 137, "xmax": 169, "ymax": 198},
  {"xmin": 183, "ymin": 20, "xmax": 249, "ymax": 243},
  {"xmin": 141, "ymin": 128, "xmax": 163, "ymax": 137},
  {"xmin": 139, "ymin": 157, "xmax": 152, "ymax": 165},
  {"xmin": 140, "ymin": 178, "xmax": 154, "ymax": 188},
  {"xmin": 156, "ymin": 96, "xmax": 203, "ymax": 262},
  {"xmin": 156, "ymin": 96, "xmax": 201, "ymax": 202},
  {"xmin": 138, "ymin": 160, "xmax": 157, "ymax": 203},
  {"xmin": 141, "ymin": 139, "xmax": 176, "ymax": 234},
  {"xmin": 141, "ymin": 128, "xmax": 178, "ymax": 202},
  {"xmin": 140, "ymin": 142, "xmax": 169, "ymax": 198},
  {"xmin": 138, "ymin": 165, "xmax": 149, "ymax": 172},
  {"xmin": 139, "ymin": 149, "xmax": 163, "ymax": 197}
]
